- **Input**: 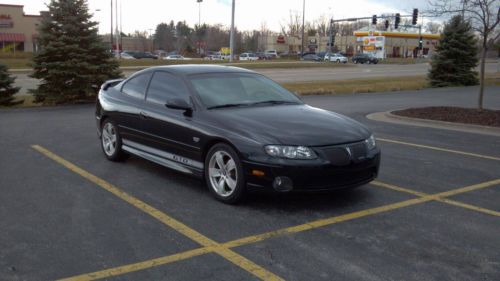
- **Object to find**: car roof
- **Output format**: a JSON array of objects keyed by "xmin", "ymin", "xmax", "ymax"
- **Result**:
[{"xmin": 136, "ymin": 65, "xmax": 256, "ymax": 76}]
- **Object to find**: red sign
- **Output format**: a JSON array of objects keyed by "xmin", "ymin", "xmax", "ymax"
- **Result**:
[{"xmin": 277, "ymin": 35, "xmax": 285, "ymax": 44}]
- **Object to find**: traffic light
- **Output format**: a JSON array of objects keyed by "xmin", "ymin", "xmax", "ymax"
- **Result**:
[
  {"xmin": 412, "ymin": 9, "xmax": 418, "ymax": 25},
  {"xmin": 384, "ymin": 20, "xmax": 389, "ymax": 30},
  {"xmin": 372, "ymin": 15, "xmax": 377, "ymax": 25},
  {"xmin": 418, "ymin": 36, "xmax": 423, "ymax": 49},
  {"xmin": 395, "ymin": 13, "xmax": 401, "ymax": 29}
]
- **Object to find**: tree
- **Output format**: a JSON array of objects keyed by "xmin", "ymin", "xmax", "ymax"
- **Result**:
[
  {"xmin": 428, "ymin": 15, "xmax": 479, "ymax": 87},
  {"xmin": 30, "ymin": 0, "xmax": 122, "ymax": 104},
  {"xmin": 429, "ymin": 0, "xmax": 500, "ymax": 109},
  {"xmin": 0, "ymin": 64, "xmax": 21, "ymax": 106}
]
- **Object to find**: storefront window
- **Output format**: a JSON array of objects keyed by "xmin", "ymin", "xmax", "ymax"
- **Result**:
[{"xmin": 1, "ymin": 42, "xmax": 24, "ymax": 52}]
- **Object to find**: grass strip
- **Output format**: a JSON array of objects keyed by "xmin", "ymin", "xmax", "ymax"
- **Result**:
[{"xmin": 283, "ymin": 74, "xmax": 500, "ymax": 95}]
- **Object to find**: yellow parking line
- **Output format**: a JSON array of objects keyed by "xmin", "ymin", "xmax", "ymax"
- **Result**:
[
  {"xmin": 58, "ymin": 247, "xmax": 213, "ymax": 281},
  {"xmin": 224, "ymin": 178, "xmax": 500, "ymax": 249},
  {"xmin": 377, "ymin": 138, "xmax": 500, "ymax": 161},
  {"xmin": 32, "ymin": 145, "xmax": 284, "ymax": 281},
  {"xmin": 33, "ymin": 144, "xmax": 500, "ymax": 280},
  {"xmin": 372, "ymin": 180, "xmax": 500, "ymax": 217}
]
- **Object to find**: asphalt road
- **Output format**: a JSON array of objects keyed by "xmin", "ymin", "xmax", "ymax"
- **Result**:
[
  {"xmin": 11, "ymin": 62, "xmax": 499, "ymax": 95},
  {"xmin": 1, "ymin": 86, "xmax": 499, "ymax": 280}
]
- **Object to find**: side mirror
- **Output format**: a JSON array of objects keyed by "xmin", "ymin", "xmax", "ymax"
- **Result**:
[{"xmin": 166, "ymin": 98, "xmax": 193, "ymax": 114}]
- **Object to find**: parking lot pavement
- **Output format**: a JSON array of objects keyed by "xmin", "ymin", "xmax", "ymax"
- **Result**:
[{"xmin": 1, "ymin": 86, "xmax": 499, "ymax": 280}]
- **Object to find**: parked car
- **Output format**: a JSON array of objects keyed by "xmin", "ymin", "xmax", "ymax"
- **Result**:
[
  {"xmin": 239, "ymin": 53, "xmax": 259, "ymax": 61},
  {"xmin": 264, "ymin": 50, "xmax": 279, "ymax": 59},
  {"xmin": 96, "ymin": 65, "xmax": 380, "ymax": 203},
  {"xmin": 164, "ymin": 55, "xmax": 192, "ymax": 60},
  {"xmin": 316, "ymin": 51, "xmax": 327, "ymax": 59},
  {"xmin": 255, "ymin": 52, "xmax": 272, "ymax": 60},
  {"xmin": 324, "ymin": 53, "xmax": 348, "ymax": 63},
  {"xmin": 301, "ymin": 53, "xmax": 322, "ymax": 61},
  {"xmin": 119, "ymin": 52, "xmax": 135, "ymax": 59},
  {"xmin": 351, "ymin": 53, "xmax": 378, "ymax": 64}
]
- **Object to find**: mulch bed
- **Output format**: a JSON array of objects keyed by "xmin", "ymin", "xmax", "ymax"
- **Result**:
[{"xmin": 392, "ymin": 106, "xmax": 500, "ymax": 128}]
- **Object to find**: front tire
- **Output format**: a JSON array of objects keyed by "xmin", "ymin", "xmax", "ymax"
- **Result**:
[
  {"xmin": 100, "ymin": 119, "xmax": 128, "ymax": 161},
  {"xmin": 205, "ymin": 143, "xmax": 246, "ymax": 204}
]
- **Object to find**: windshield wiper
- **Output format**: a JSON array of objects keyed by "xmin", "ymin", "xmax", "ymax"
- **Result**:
[
  {"xmin": 249, "ymin": 100, "xmax": 301, "ymax": 106},
  {"xmin": 207, "ymin": 103, "xmax": 250, "ymax": 109}
]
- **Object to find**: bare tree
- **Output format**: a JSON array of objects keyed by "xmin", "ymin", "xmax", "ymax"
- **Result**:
[
  {"xmin": 314, "ymin": 15, "xmax": 329, "ymax": 36},
  {"xmin": 429, "ymin": 0, "xmax": 500, "ymax": 109},
  {"xmin": 280, "ymin": 10, "xmax": 302, "ymax": 36},
  {"xmin": 425, "ymin": 21, "xmax": 444, "ymax": 33}
]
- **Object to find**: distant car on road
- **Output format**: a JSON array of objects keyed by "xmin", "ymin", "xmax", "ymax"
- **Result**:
[
  {"xmin": 239, "ymin": 53, "xmax": 259, "ymax": 61},
  {"xmin": 352, "ymin": 53, "xmax": 378, "ymax": 64},
  {"xmin": 301, "ymin": 53, "xmax": 322, "ymax": 62},
  {"xmin": 164, "ymin": 55, "xmax": 192, "ymax": 61},
  {"xmin": 324, "ymin": 53, "xmax": 348, "ymax": 63}
]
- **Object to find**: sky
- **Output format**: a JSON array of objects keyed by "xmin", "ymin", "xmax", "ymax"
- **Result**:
[{"xmin": 2, "ymin": 0, "xmax": 432, "ymax": 34}]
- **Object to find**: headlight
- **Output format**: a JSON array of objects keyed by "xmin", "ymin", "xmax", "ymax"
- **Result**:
[
  {"xmin": 264, "ymin": 145, "xmax": 317, "ymax": 159},
  {"xmin": 365, "ymin": 135, "xmax": 376, "ymax": 150}
]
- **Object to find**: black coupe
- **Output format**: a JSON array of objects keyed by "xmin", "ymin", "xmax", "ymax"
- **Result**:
[{"xmin": 96, "ymin": 65, "xmax": 380, "ymax": 203}]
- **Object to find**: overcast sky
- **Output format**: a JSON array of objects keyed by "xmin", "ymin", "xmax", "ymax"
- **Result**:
[{"xmin": 3, "ymin": 0, "xmax": 432, "ymax": 34}]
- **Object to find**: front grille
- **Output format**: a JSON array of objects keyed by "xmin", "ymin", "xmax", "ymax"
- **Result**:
[{"xmin": 320, "ymin": 141, "xmax": 368, "ymax": 165}]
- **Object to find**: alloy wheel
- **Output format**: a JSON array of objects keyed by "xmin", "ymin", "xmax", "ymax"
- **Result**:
[
  {"xmin": 208, "ymin": 151, "xmax": 238, "ymax": 197},
  {"xmin": 102, "ymin": 122, "xmax": 117, "ymax": 156}
]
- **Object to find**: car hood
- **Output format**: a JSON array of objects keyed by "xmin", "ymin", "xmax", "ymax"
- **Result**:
[{"xmin": 206, "ymin": 104, "xmax": 371, "ymax": 146}]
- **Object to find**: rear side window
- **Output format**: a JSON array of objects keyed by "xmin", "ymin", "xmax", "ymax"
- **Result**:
[
  {"xmin": 122, "ymin": 73, "xmax": 151, "ymax": 99},
  {"xmin": 146, "ymin": 72, "xmax": 190, "ymax": 105}
]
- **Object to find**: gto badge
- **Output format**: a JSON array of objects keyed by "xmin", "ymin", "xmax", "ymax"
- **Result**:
[{"xmin": 193, "ymin": 137, "xmax": 200, "ymax": 143}]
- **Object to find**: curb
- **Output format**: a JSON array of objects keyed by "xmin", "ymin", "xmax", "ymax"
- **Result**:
[{"xmin": 367, "ymin": 110, "xmax": 500, "ymax": 137}]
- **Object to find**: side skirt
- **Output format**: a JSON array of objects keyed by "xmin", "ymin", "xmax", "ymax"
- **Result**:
[{"xmin": 122, "ymin": 139, "xmax": 204, "ymax": 177}]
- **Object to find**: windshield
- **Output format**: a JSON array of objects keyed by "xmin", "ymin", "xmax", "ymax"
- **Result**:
[{"xmin": 189, "ymin": 73, "xmax": 303, "ymax": 109}]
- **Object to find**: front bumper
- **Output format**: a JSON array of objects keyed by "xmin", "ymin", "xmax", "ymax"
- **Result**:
[{"xmin": 243, "ymin": 147, "xmax": 380, "ymax": 192}]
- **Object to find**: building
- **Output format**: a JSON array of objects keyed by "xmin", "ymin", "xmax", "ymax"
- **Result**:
[
  {"xmin": 259, "ymin": 29, "xmax": 441, "ymax": 58},
  {"xmin": 0, "ymin": 4, "xmax": 45, "ymax": 53}
]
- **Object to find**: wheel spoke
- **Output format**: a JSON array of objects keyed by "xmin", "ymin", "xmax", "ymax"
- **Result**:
[
  {"xmin": 215, "ymin": 153, "xmax": 225, "ymax": 169},
  {"xmin": 209, "ymin": 168, "xmax": 221, "ymax": 177},
  {"xmin": 225, "ymin": 177, "xmax": 236, "ymax": 190},
  {"xmin": 225, "ymin": 159, "xmax": 236, "ymax": 172},
  {"xmin": 217, "ymin": 177, "xmax": 226, "ymax": 193}
]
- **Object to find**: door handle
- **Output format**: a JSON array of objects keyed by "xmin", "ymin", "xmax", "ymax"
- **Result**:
[{"xmin": 139, "ymin": 111, "xmax": 149, "ymax": 119}]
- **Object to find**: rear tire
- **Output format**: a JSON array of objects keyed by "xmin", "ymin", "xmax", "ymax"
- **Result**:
[
  {"xmin": 205, "ymin": 143, "xmax": 246, "ymax": 204},
  {"xmin": 100, "ymin": 119, "xmax": 128, "ymax": 162}
]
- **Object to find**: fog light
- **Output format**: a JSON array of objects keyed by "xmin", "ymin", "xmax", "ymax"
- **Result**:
[{"xmin": 273, "ymin": 176, "xmax": 294, "ymax": 192}]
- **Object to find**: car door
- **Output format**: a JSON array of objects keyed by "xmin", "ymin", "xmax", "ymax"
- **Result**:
[
  {"xmin": 141, "ymin": 71, "xmax": 204, "ymax": 167},
  {"xmin": 114, "ymin": 71, "xmax": 152, "ymax": 145}
]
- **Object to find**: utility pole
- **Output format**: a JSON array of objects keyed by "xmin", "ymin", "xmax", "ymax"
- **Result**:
[
  {"xmin": 197, "ymin": 0, "xmax": 203, "ymax": 55},
  {"xmin": 110, "ymin": 0, "xmax": 113, "ymax": 52},
  {"xmin": 229, "ymin": 0, "xmax": 235, "ymax": 62},
  {"xmin": 328, "ymin": 19, "xmax": 333, "ymax": 53},
  {"xmin": 301, "ymin": 0, "xmax": 305, "ymax": 55},
  {"xmin": 115, "ymin": 0, "xmax": 119, "ymax": 57}
]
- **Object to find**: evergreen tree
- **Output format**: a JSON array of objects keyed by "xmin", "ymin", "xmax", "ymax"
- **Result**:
[
  {"xmin": 428, "ymin": 15, "xmax": 478, "ymax": 87},
  {"xmin": 0, "ymin": 64, "xmax": 21, "ymax": 107},
  {"xmin": 30, "ymin": 0, "xmax": 122, "ymax": 104}
]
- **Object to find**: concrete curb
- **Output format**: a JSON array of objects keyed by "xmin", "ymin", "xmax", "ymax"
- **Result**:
[{"xmin": 367, "ymin": 110, "xmax": 500, "ymax": 137}]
